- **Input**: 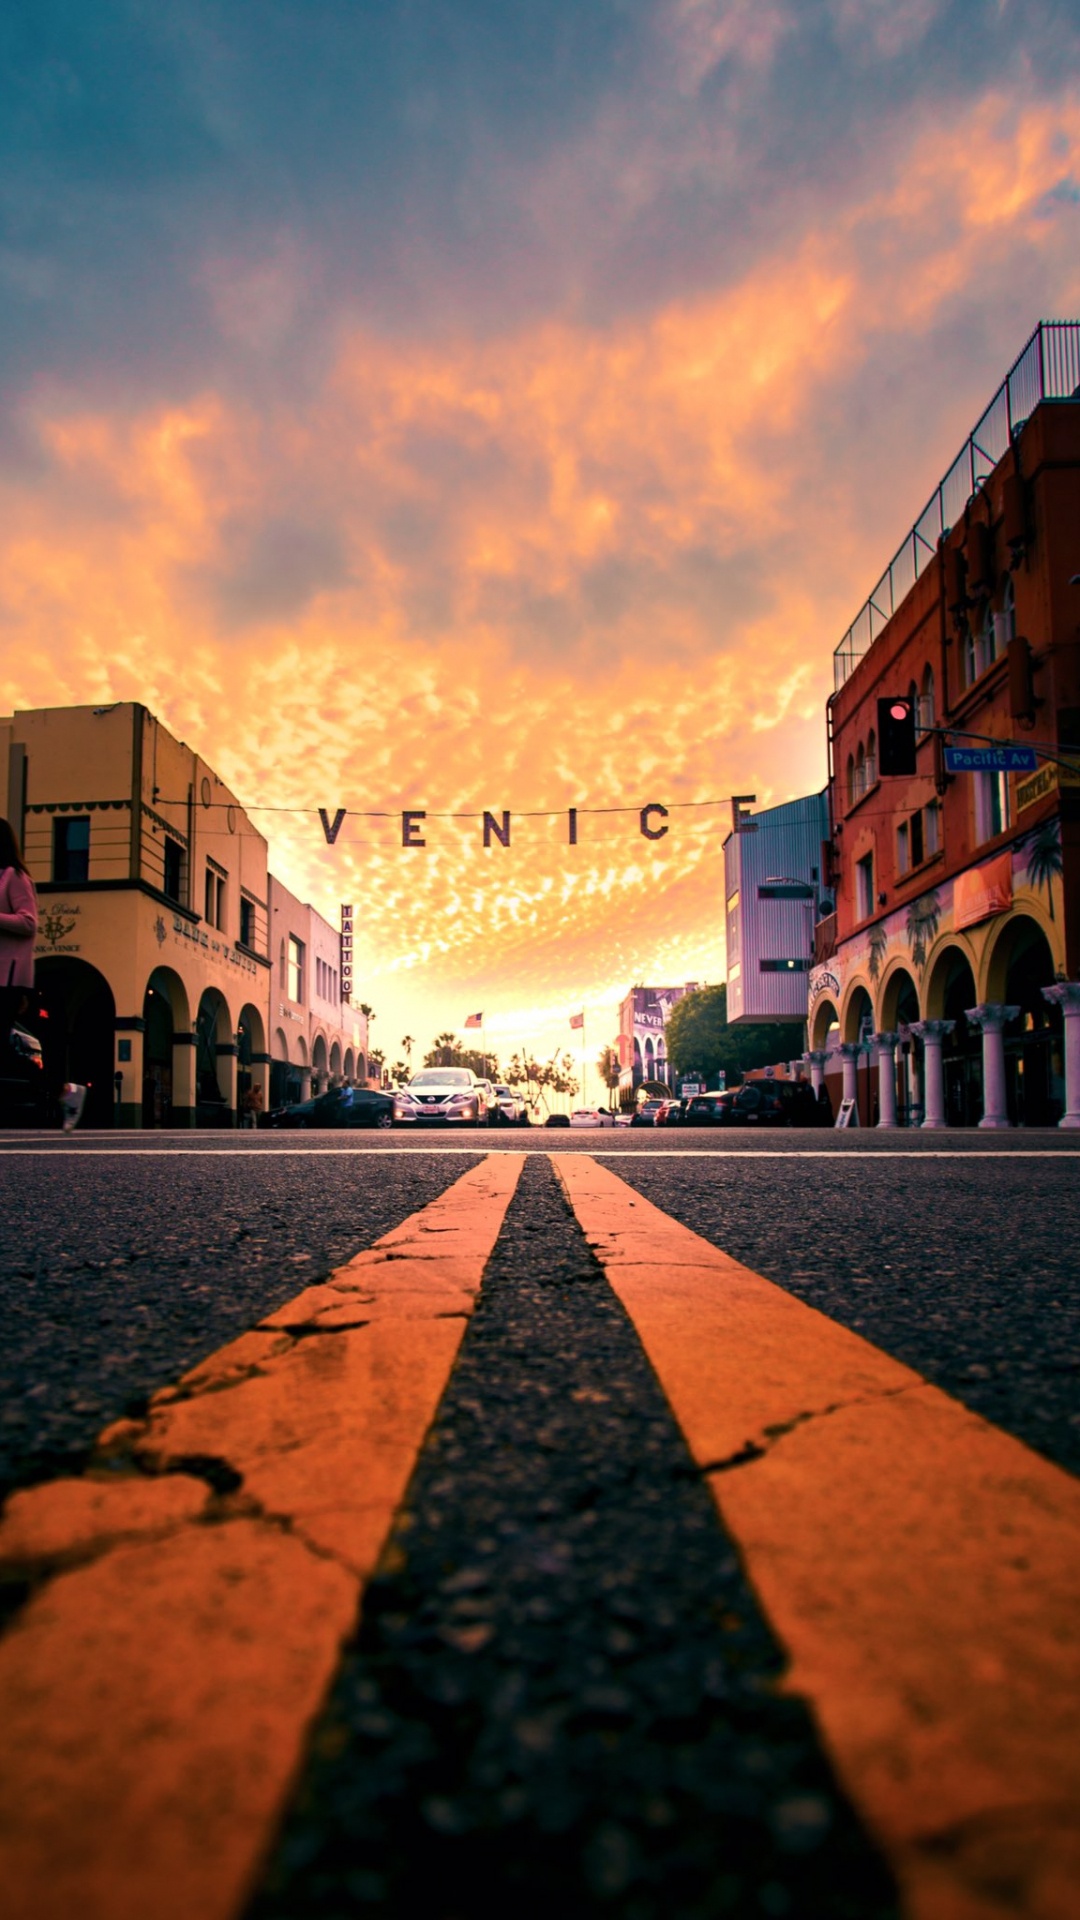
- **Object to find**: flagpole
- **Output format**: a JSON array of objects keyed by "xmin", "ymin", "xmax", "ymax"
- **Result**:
[{"xmin": 581, "ymin": 1007, "xmax": 586, "ymax": 1107}]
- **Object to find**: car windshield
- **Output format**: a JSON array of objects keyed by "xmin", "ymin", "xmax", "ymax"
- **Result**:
[{"xmin": 409, "ymin": 1070, "xmax": 472, "ymax": 1087}]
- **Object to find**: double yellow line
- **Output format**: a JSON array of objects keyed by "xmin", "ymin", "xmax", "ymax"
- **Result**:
[{"xmin": 1, "ymin": 1153, "xmax": 1078, "ymax": 1920}]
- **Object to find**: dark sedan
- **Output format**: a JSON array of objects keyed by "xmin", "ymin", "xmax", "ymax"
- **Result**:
[
  {"xmin": 269, "ymin": 1087, "xmax": 395, "ymax": 1129},
  {"xmin": 680, "ymin": 1081, "xmax": 820, "ymax": 1127}
]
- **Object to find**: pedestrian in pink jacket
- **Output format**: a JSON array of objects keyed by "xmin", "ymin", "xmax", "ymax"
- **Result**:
[{"xmin": 0, "ymin": 817, "xmax": 38, "ymax": 1031}]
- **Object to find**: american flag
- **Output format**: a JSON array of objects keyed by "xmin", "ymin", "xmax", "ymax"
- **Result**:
[
  {"xmin": 464, "ymin": 1012, "xmax": 483, "ymax": 1029},
  {"xmin": 569, "ymin": 1011, "xmax": 584, "ymax": 1030}
]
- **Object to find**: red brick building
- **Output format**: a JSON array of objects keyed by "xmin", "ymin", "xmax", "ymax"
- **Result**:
[{"xmin": 808, "ymin": 322, "xmax": 1080, "ymax": 1129}]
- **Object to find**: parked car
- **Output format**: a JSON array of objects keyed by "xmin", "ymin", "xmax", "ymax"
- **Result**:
[
  {"xmin": 544, "ymin": 1112, "xmax": 571, "ymax": 1128},
  {"xmin": 568, "ymin": 1107, "xmax": 617, "ymax": 1128},
  {"xmin": 395, "ymin": 1068, "xmax": 490, "ymax": 1125},
  {"xmin": 680, "ymin": 1080, "xmax": 820, "ymax": 1127},
  {"xmin": 267, "ymin": 1096, "xmax": 319, "ymax": 1129},
  {"xmin": 492, "ymin": 1083, "xmax": 530, "ymax": 1126},
  {"xmin": 630, "ymin": 1098, "xmax": 666, "ymax": 1127},
  {"xmin": 654, "ymin": 1098, "xmax": 683, "ymax": 1127},
  {"xmin": 318, "ymin": 1086, "xmax": 396, "ymax": 1129},
  {"xmin": 0, "ymin": 1022, "xmax": 48, "ymax": 1128}
]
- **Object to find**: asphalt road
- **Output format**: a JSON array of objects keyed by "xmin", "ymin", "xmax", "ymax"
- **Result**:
[
  {"xmin": 1, "ymin": 1130, "xmax": 1077, "ymax": 1491},
  {"xmin": 1, "ymin": 1130, "xmax": 1077, "ymax": 1918}
]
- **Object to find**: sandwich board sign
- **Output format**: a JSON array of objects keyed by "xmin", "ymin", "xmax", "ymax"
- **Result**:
[{"xmin": 835, "ymin": 1098, "xmax": 859, "ymax": 1129}]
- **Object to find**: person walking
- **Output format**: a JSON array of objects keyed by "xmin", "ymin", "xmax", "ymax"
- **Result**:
[
  {"xmin": 0, "ymin": 818, "xmax": 85, "ymax": 1130},
  {"xmin": 0, "ymin": 817, "xmax": 37, "ymax": 1040}
]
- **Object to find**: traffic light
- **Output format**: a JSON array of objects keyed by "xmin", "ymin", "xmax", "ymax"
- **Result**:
[{"xmin": 877, "ymin": 695, "xmax": 917, "ymax": 776}]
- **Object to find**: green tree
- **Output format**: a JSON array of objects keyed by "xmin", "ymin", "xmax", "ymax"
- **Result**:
[
  {"xmin": 664, "ymin": 984, "xmax": 796, "ymax": 1086},
  {"xmin": 422, "ymin": 1036, "xmax": 500, "ymax": 1080},
  {"xmin": 596, "ymin": 1044, "xmax": 621, "ymax": 1098}
]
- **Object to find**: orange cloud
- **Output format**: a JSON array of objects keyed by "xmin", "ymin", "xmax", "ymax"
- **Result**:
[{"xmin": 2, "ymin": 87, "xmax": 1078, "ymax": 1060}]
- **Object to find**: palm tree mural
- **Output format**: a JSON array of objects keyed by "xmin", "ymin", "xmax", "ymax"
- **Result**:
[
  {"xmin": 906, "ymin": 890, "xmax": 942, "ymax": 971},
  {"xmin": 1021, "ymin": 818, "xmax": 1063, "ymax": 921},
  {"xmin": 868, "ymin": 923, "xmax": 888, "ymax": 983}
]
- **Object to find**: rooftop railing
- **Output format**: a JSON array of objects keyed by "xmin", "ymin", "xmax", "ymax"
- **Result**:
[{"xmin": 833, "ymin": 321, "xmax": 1080, "ymax": 692}]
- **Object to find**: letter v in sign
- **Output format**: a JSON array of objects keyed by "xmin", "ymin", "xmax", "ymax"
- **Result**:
[{"xmin": 319, "ymin": 808, "xmax": 347, "ymax": 845}]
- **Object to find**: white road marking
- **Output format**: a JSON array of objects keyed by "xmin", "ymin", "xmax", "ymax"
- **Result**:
[{"xmin": 0, "ymin": 1144, "xmax": 1077, "ymax": 1159}]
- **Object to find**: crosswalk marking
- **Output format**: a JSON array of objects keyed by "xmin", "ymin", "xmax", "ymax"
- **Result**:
[
  {"xmin": 0, "ymin": 1155, "xmax": 525, "ymax": 1920},
  {"xmin": 554, "ymin": 1152, "xmax": 1080, "ymax": 1920}
]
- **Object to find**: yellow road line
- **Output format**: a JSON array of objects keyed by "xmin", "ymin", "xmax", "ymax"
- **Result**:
[
  {"xmin": 0, "ymin": 1153, "xmax": 524, "ymax": 1920},
  {"xmin": 555, "ymin": 1153, "xmax": 1080, "ymax": 1920}
]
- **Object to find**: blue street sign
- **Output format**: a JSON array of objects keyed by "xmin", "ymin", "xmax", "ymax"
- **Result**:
[{"xmin": 943, "ymin": 745, "xmax": 1039, "ymax": 774}]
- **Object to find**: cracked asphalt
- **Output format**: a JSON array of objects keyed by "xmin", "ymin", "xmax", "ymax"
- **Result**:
[
  {"xmin": 250, "ymin": 1155, "xmax": 898, "ymax": 1920},
  {"xmin": 608, "ymin": 1149, "xmax": 1080, "ymax": 1476},
  {"xmin": 0, "ymin": 1152, "xmax": 481, "ymax": 1497}
]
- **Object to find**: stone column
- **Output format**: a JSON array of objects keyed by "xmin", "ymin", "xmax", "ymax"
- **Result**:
[
  {"xmin": 802, "ymin": 1050, "xmax": 828, "ymax": 1094},
  {"xmin": 1042, "ymin": 983, "xmax": 1080, "ymax": 1129},
  {"xmin": 965, "ymin": 1004, "xmax": 1020, "ymax": 1130},
  {"xmin": 839, "ymin": 1043, "xmax": 860, "ymax": 1108},
  {"xmin": 910, "ymin": 1020, "xmax": 954, "ymax": 1130},
  {"xmin": 872, "ymin": 1031, "xmax": 899, "ymax": 1128}
]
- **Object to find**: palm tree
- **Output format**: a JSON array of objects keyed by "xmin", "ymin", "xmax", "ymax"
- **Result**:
[
  {"xmin": 868, "ymin": 924, "xmax": 888, "ymax": 983},
  {"xmin": 427, "ymin": 1031, "xmax": 458, "ymax": 1067},
  {"xmin": 401, "ymin": 1034, "xmax": 415, "ymax": 1069},
  {"xmin": 906, "ymin": 890, "xmax": 942, "ymax": 971},
  {"xmin": 1022, "ymin": 818, "xmax": 1063, "ymax": 921},
  {"xmin": 596, "ymin": 1045, "xmax": 621, "ymax": 1100}
]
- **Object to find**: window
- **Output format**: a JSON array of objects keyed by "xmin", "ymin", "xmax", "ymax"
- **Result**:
[
  {"xmin": 856, "ymin": 852, "xmax": 874, "ymax": 920},
  {"xmin": 846, "ymin": 755, "xmax": 856, "ymax": 809},
  {"xmin": 204, "ymin": 867, "xmax": 226, "ymax": 930},
  {"xmin": 896, "ymin": 821, "xmax": 910, "ymax": 876},
  {"xmin": 239, "ymin": 897, "xmax": 255, "ymax": 948},
  {"xmin": 910, "ymin": 808, "xmax": 924, "ymax": 868},
  {"xmin": 163, "ymin": 836, "xmax": 183, "ymax": 902},
  {"xmin": 994, "ymin": 577, "xmax": 1016, "ymax": 654},
  {"xmin": 975, "ymin": 769, "xmax": 1010, "ymax": 842},
  {"xmin": 918, "ymin": 666, "xmax": 935, "ymax": 734},
  {"xmin": 728, "ymin": 961, "xmax": 741, "ymax": 980},
  {"xmin": 288, "ymin": 935, "xmax": 304, "ymax": 1003},
  {"xmin": 865, "ymin": 730, "xmax": 877, "ymax": 787},
  {"xmin": 855, "ymin": 745, "xmax": 866, "ymax": 800},
  {"xmin": 759, "ymin": 957, "xmax": 810, "ymax": 973},
  {"xmin": 52, "ymin": 816, "xmax": 90, "ymax": 883},
  {"xmin": 279, "ymin": 940, "xmax": 287, "ymax": 990},
  {"xmin": 924, "ymin": 800, "xmax": 940, "ymax": 855}
]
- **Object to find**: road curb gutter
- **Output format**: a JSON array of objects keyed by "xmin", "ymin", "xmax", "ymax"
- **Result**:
[
  {"xmin": 554, "ymin": 1152, "xmax": 1080, "ymax": 1920},
  {"xmin": 0, "ymin": 1153, "xmax": 524, "ymax": 1920}
]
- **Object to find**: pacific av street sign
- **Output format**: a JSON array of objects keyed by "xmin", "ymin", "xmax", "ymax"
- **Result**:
[{"xmin": 943, "ymin": 745, "xmax": 1039, "ymax": 774}]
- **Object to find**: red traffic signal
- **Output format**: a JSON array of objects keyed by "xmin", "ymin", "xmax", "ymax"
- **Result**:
[{"xmin": 877, "ymin": 695, "xmax": 917, "ymax": 776}]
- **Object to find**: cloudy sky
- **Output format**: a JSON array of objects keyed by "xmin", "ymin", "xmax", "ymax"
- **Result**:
[{"xmin": 2, "ymin": 0, "xmax": 1079, "ymax": 1079}]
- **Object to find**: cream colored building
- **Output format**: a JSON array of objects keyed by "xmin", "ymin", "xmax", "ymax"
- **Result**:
[
  {"xmin": 2, "ymin": 702, "xmax": 364, "ymax": 1127},
  {"xmin": 268, "ymin": 877, "xmax": 369, "ymax": 1106}
]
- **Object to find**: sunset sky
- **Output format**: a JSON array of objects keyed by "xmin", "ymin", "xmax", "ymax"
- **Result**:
[{"xmin": 2, "ymin": 1, "xmax": 1079, "ymax": 1082}]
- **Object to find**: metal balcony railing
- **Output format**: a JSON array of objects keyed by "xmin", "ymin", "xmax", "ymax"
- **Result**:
[{"xmin": 833, "ymin": 321, "xmax": 1080, "ymax": 691}]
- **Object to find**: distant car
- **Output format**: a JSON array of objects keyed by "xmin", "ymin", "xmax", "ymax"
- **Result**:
[
  {"xmin": 630, "ymin": 1099, "xmax": 666, "ymax": 1127},
  {"xmin": 569, "ymin": 1107, "xmax": 617, "ymax": 1128},
  {"xmin": 680, "ymin": 1081, "xmax": 819, "ymax": 1128},
  {"xmin": 544, "ymin": 1112, "xmax": 571, "ymax": 1128},
  {"xmin": 654, "ymin": 1098, "xmax": 683, "ymax": 1127},
  {"xmin": 492, "ymin": 1083, "xmax": 530, "ymax": 1126},
  {"xmin": 394, "ymin": 1068, "xmax": 489, "ymax": 1125}
]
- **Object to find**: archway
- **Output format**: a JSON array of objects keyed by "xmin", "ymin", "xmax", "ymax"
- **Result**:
[
  {"xmin": 312, "ymin": 1031, "xmax": 329, "ymax": 1095},
  {"xmin": 841, "ymin": 983, "xmax": 874, "ymax": 1124},
  {"xmin": 330, "ymin": 1039, "xmax": 343, "ymax": 1084},
  {"xmin": 809, "ymin": 996, "xmax": 839, "ymax": 1052},
  {"xmin": 925, "ymin": 944, "xmax": 980, "ymax": 1127},
  {"xmin": 879, "ymin": 965, "xmax": 920, "ymax": 1125},
  {"xmin": 985, "ymin": 915, "xmax": 1061, "ymax": 1125},
  {"xmin": 356, "ymin": 1049, "xmax": 367, "ymax": 1085},
  {"xmin": 195, "ymin": 987, "xmax": 234, "ymax": 1127},
  {"xmin": 35, "ymin": 957, "xmax": 116, "ymax": 1129},
  {"xmin": 237, "ymin": 1001, "xmax": 267, "ymax": 1120},
  {"xmin": 142, "ymin": 967, "xmax": 191, "ymax": 1128},
  {"xmin": 343, "ymin": 1047, "xmax": 355, "ymax": 1084}
]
